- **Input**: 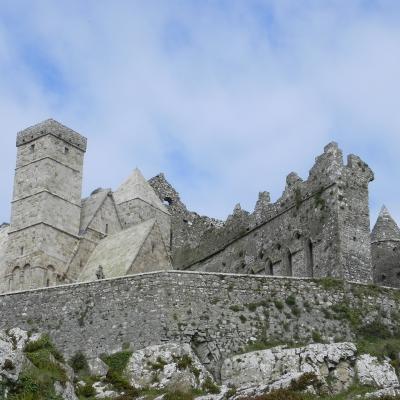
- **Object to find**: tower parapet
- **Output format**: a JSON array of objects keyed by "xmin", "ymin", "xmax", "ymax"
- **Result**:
[{"xmin": 16, "ymin": 118, "xmax": 87, "ymax": 151}]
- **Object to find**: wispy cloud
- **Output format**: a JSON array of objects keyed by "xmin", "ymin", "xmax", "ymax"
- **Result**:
[{"xmin": 1, "ymin": 1, "xmax": 400, "ymax": 226}]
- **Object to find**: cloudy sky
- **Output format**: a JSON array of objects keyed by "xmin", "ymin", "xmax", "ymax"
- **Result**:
[{"xmin": 1, "ymin": 1, "xmax": 400, "ymax": 226}]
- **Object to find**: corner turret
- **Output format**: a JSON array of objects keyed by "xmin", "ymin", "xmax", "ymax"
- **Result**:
[
  {"xmin": 371, "ymin": 206, "xmax": 400, "ymax": 287},
  {"xmin": 371, "ymin": 206, "xmax": 400, "ymax": 243}
]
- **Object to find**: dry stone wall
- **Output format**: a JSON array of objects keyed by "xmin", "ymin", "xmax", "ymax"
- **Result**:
[{"xmin": 0, "ymin": 271, "xmax": 399, "ymax": 376}]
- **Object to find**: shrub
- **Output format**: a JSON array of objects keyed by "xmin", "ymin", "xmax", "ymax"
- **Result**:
[
  {"xmin": 76, "ymin": 383, "xmax": 96, "ymax": 397},
  {"xmin": 316, "ymin": 277, "xmax": 344, "ymax": 290},
  {"xmin": 24, "ymin": 334, "xmax": 64, "ymax": 363},
  {"xmin": 330, "ymin": 302, "xmax": 361, "ymax": 328},
  {"xmin": 173, "ymin": 354, "xmax": 193, "ymax": 370},
  {"xmin": 286, "ymin": 295, "xmax": 296, "ymax": 306},
  {"xmin": 202, "ymin": 376, "xmax": 220, "ymax": 394},
  {"xmin": 246, "ymin": 303, "xmax": 258, "ymax": 312},
  {"xmin": 312, "ymin": 331, "xmax": 323, "ymax": 343},
  {"xmin": 359, "ymin": 320, "xmax": 392, "ymax": 340},
  {"xmin": 102, "ymin": 350, "xmax": 138, "ymax": 397},
  {"xmin": 289, "ymin": 372, "xmax": 319, "ymax": 391},
  {"xmin": 69, "ymin": 351, "xmax": 89, "ymax": 373},
  {"xmin": 164, "ymin": 390, "xmax": 194, "ymax": 400},
  {"xmin": 274, "ymin": 300, "xmax": 284, "ymax": 311},
  {"xmin": 241, "ymin": 389, "xmax": 305, "ymax": 400},
  {"xmin": 150, "ymin": 356, "xmax": 167, "ymax": 371},
  {"xmin": 102, "ymin": 350, "xmax": 132, "ymax": 373}
]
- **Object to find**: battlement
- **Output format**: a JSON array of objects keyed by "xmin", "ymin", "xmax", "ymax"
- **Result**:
[
  {"xmin": 16, "ymin": 119, "xmax": 87, "ymax": 151},
  {"xmin": 150, "ymin": 142, "xmax": 374, "ymax": 283}
]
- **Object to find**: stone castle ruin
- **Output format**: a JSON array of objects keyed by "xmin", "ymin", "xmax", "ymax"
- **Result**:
[{"xmin": 0, "ymin": 119, "xmax": 398, "ymax": 292}]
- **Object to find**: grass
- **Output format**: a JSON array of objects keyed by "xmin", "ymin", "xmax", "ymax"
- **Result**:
[
  {"xmin": 274, "ymin": 300, "xmax": 284, "ymax": 311},
  {"xmin": 173, "ymin": 354, "xmax": 193, "ymax": 370},
  {"xmin": 202, "ymin": 376, "xmax": 220, "ymax": 394},
  {"xmin": 330, "ymin": 301, "xmax": 362, "ymax": 328},
  {"xmin": 8, "ymin": 335, "xmax": 67, "ymax": 400},
  {"xmin": 101, "ymin": 350, "xmax": 138, "ymax": 397},
  {"xmin": 101, "ymin": 350, "xmax": 132, "ymax": 373},
  {"xmin": 315, "ymin": 277, "xmax": 344, "ymax": 290},
  {"xmin": 239, "ymin": 383, "xmax": 377, "ymax": 400}
]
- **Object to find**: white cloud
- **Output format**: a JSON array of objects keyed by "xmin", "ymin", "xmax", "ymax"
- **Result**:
[{"xmin": 1, "ymin": 0, "xmax": 400, "ymax": 226}]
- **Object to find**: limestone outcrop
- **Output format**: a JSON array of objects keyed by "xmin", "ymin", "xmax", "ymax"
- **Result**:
[
  {"xmin": 126, "ymin": 342, "xmax": 214, "ymax": 391},
  {"xmin": 2, "ymin": 329, "xmax": 400, "ymax": 399}
]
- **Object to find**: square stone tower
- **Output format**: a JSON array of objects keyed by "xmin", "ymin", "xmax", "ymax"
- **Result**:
[{"xmin": 5, "ymin": 119, "xmax": 87, "ymax": 291}]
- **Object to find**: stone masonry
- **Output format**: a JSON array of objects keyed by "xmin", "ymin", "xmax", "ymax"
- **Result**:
[
  {"xmin": 0, "ymin": 119, "xmax": 172, "ymax": 293},
  {"xmin": 150, "ymin": 143, "xmax": 375, "ymax": 283},
  {"xmin": 0, "ymin": 118, "xmax": 398, "ymax": 294},
  {"xmin": 0, "ymin": 271, "xmax": 399, "ymax": 377}
]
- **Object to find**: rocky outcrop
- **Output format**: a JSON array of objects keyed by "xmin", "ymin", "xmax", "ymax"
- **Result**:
[
  {"xmin": 221, "ymin": 342, "xmax": 357, "ymax": 393},
  {"xmin": 126, "ymin": 342, "xmax": 214, "ymax": 391},
  {"xmin": 356, "ymin": 354, "xmax": 399, "ymax": 389},
  {"xmin": 221, "ymin": 342, "xmax": 400, "ymax": 398},
  {"xmin": 0, "ymin": 328, "xmax": 29, "ymax": 383},
  {"xmin": 1, "ymin": 329, "xmax": 400, "ymax": 400}
]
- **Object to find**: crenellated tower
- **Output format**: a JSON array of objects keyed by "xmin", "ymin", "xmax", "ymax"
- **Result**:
[{"xmin": 4, "ymin": 119, "xmax": 87, "ymax": 291}]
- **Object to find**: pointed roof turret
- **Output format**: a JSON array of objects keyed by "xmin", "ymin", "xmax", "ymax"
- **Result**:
[
  {"xmin": 113, "ymin": 168, "xmax": 169, "ymax": 214},
  {"xmin": 371, "ymin": 206, "xmax": 400, "ymax": 242}
]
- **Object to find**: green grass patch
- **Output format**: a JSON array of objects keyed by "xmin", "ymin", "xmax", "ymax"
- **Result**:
[
  {"xmin": 330, "ymin": 302, "xmax": 361, "ymax": 328},
  {"xmin": 315, "ymin": 278, "xmax": 344, "ymax": 291},
  {"xmin": 9, "ymin": 335, "xmax": 67, "ymax": 400},
  {"xmin": 202, "ymin": 376, "xmax": 220, "ymax": 394},
  {"xmin": 101, "ymin": 350, "xmax": 138, "ymax": 397}
]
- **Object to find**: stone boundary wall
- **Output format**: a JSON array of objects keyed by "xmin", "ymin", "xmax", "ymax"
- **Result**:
[{"xmin": 0, "ymin": 271, "xmax": 399, "ymax": 376}]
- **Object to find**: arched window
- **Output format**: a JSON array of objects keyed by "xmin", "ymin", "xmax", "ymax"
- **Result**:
[
  {"xmin": 284, "ymin": 249, "xmax": 293, "ymax": 276},
  {"xmin": 19, "ymin": 268, "xmax": 24, "ymax": 288},
  {"xmin": 23, "ymin": 264, "xmax": 30, "ymax": 290},
  {"xmin": 12, "ymin": 267, "xmax": 20, "ymax": 291},
  {"xmin": 46, "ymin": 266, "xmax": 55, "ymax": 287},
  {"xmin": 265, "ymin": 259, "xmax": 273, "ymax": 276},
  {"xmin": 305, "ymin": 239, "xmax": 314, "ymax": 278}
]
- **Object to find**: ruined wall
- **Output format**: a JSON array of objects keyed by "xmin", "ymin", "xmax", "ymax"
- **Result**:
[
  {"xmin": 151, "ymin": 143, "xmax": 374, "ymax": 283},
  {"xmin": 149, "ymin": 174, "xmax": 225, "ymax": 263},
  {"xmin": 0, "ymin": 271, "xmax": 398, "ymax": 377},
  {"xmin": 336, "ymin": 155, "xmax": 374, "ymax": 281}
]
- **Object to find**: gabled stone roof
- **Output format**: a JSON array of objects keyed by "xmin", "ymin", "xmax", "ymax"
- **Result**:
[
  {"xmin": 78, "ymin": 219, "xmax": 157, "ymax": 282},
  {"xmin": 80, "ymin": 189, "xmax": 111, "ymax": 232},
  {"xmin": 371, "ymin": 206, "xmax": 400, "ymax": 242},
  {"xmin": 113, "ymin": 168, "xmax": 169, "ymax": 214},
  {"xmin": 17, "ymin": 119, "xmax": 87, "ymax": 151}
]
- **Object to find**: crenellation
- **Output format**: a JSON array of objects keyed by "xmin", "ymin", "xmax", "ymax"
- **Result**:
[
  {"xmin": 0, "ymin": 118, "xmax": 399, "ymax": 308},
  {"xmin": 16, "ymin": 119, "xmax": 87, "ymax": 151}
]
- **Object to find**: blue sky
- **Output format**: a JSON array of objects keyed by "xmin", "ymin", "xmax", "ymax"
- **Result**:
[{"xmin": 1, "ymin": 1, "xmax": 400, "ymax": 226}]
